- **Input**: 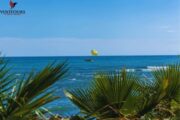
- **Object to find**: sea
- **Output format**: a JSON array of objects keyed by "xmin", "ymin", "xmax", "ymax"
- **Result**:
[{"xmin": 5, "ymin": 56, "xmax": 179, "ymax": 116}]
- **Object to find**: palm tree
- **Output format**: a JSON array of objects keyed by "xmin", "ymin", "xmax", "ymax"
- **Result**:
[
  {"xmin": 0, "ymin": 56, "xmax": 68, "ymax": 120},
  {"xmin": 134, "ymin": 64, "xmax": 180, "ymax": 119},
  {"xmin": 65, "ymin": 65, "xmax": 180, "ymax": 120},
  {"xmin": 65, "ymin": 69, "xmax": 138, "ymax": 119}
]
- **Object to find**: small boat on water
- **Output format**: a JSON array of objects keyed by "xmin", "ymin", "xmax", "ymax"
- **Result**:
[
  {"xmin": 84, "ymin": 49, "xmax": 98, "ymax": 62},
  {"xmin": 84, "ymin": 58, "xmax": 94, "ymax": 62}
]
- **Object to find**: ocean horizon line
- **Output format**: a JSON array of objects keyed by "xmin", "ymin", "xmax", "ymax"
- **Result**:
[{"xmin": 3, "ymin": 54, "xmax": 179, "ymax": 58}]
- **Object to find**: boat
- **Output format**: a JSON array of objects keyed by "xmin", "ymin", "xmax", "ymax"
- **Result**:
[{"xmin": 84, "ymin": 58, "xmax": 94, "ymax": 62}]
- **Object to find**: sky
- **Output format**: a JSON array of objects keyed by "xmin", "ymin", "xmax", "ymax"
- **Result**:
[{"xmin": 0, "ymin": 0, "xmax": 180, "ymax": 56}]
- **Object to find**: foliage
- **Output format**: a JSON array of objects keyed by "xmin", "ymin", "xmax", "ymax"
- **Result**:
[
  {"xmin": 0, "ymin": 56, "xmax": 68, "ymax": 120},
  {"xmin": 65, "ymin": 69, "xmax": 138, "ymax": 119},
  {"xmin": 69, "ymin": 115, "xmax": 86, "ymax": 120},
  {"xmin": 66, "ymin": 65, "xmax": 180, "ymax": 120},
  {"xmin": 135, "ymin": 65, "xmax": 180, "ymax": 118}
]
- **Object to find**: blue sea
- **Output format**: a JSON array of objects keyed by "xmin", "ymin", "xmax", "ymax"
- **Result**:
[{"xmin": 5, "ymin": 56, "xmax": 179, "ymax": 116}]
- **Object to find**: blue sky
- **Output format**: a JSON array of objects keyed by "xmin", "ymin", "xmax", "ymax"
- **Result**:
[{"xmin": 0, "ymin": 0, "xmax": 179, "ymax": 56}]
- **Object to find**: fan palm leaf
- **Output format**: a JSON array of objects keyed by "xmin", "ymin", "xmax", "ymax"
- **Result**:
[
  {"xmin": 135, "ymin": 64, "xmax": 180, "ymax": 117},
  {"xmin": 65, "ymin": 69, "xmax": 138, "ymax": 119}
]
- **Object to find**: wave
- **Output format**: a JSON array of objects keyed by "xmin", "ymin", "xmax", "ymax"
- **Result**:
[
  {"xmin": 15, "ymin": 73, "xmax": 21, "ymax": 76},
  {"xmin": 145, "ymin": 66, "xmax": 168, "ymax": 71},
  {"xmin": 126, "ymin": 66, "xmax": 168, "ymax": 72},
  {"xmin": 70, "ymin": 78, "xmax": 76, "ymax": 81},
  {"xmin": 126, "ymin": 69, "xmax": 136, "ymax": 72}
]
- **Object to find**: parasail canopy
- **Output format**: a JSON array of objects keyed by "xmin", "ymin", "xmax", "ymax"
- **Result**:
[{"xmin": 91, "ymin": 49, "xmax": 98, "ymax": 56}]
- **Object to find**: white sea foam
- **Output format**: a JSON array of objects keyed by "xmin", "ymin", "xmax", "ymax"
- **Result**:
[
  {"xmin": 71, "ymin": 78, "xmax": 76, "ymax": 81},
  {"xmin": 141, "ymin": 66, "xmax": 168, "ymax": 72},
  {"xmin": 15, "ymin": 73, "xmax": 21, "ymax": 76},
  {"xmin": 125, "ymin": 66, "xmax": 168, "ymax": 72},
  {"xmin": 126, "ymin": 69, "xmax": 136, "ymax": 72},
  {"xmin": 147, "ymin": 66, "xmax": 168, "ymax": 70},
  {"xmin": 141, "ymin": 69, "xmax": 151, "ymax": 72}
]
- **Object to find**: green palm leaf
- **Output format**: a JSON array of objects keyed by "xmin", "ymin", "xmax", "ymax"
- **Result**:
[
  {"xmin": 135, "ymin": 64, "xmax": 180, "ymax": 117},
  {"xmin": 0, "ymin": 58, "xmax": 15, "ymax": 97},
  {"xmin": 0, "ymin": 58, "xmax": 68, "ymax": 119},
  {"xmin": 65, "ymin": 69, "xmax": 138, "ymax": 119}
]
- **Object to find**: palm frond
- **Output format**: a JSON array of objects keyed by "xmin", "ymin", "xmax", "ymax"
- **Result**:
[
  {"xmin": 0, "ymin": 59, "xmax": 15, "ymax": 96},
  {"xmin": 65, "ymin": 69, "xmax": 138, "ymax": 119},
  {"xmin": 135, "ymin": 64, "xmax": 180, "ymax": 117},
  {"xmin": 0, "ymin": 59, "xmax": 68, "ymax": 119}
]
